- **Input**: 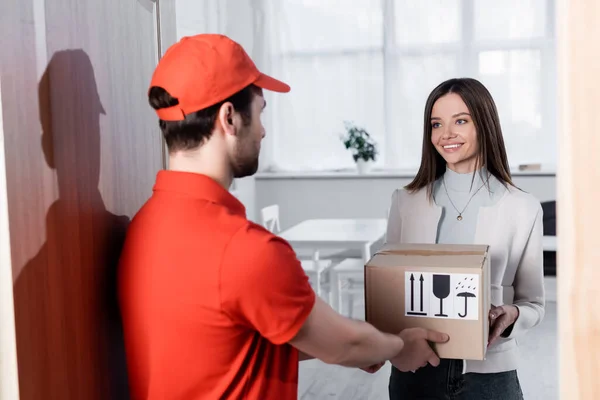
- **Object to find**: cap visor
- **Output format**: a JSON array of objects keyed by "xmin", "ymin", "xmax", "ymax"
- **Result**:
[{"xmin": 254, "ymin": 73, "xmax": 290, "ymax": 93}]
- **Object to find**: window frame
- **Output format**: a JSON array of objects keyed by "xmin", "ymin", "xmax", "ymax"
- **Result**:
[{"xmin": 266, "ymin": 0, "xmax": 557, "ymax": 172}]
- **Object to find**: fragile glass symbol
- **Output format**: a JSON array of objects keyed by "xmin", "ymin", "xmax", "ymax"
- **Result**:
[{"xmin": 433, "ymin": 274, "xmax": 450, "ymax": 317}]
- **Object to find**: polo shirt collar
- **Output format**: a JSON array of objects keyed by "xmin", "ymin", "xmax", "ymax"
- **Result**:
[{"xmin": 153, "ymin": 170, "xmax": 246, "ymax": 216}]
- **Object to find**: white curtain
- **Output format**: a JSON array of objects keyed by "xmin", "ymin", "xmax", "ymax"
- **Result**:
[{"xmin": 176, "ymin": 0, "xmax": 556, "ymax": 173}]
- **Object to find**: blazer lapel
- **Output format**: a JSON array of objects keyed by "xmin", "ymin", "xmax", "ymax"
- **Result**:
[{"xmin": 400, "ymin": 190, "xmax": 442, "ymax": 244}]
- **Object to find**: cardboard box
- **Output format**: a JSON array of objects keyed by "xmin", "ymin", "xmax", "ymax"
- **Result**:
[{"xmin": 365, "ymin": 243, "xmax": 491, "ymax": 360}]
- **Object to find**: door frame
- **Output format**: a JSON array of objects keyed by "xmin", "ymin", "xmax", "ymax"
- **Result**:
[
  {"xmin": 0, "ymin": 72, "xmax": 20, "ymax": 400},
  {"xmin": 154, "ymin": 0, "xmax": 177, "ymax": 170},
  {"xmin": 556, "ymin": 0, "xmax": 599, "ymax": 398}
]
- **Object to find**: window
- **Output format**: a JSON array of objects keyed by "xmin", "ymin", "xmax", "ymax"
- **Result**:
[{"xmin": 263, "ymin": 0, "xmax": 556, "ymax": 172}]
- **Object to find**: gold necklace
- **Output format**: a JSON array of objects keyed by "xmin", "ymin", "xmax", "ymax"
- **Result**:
[{"xmin": 442, "ymin": 175, "xmax": 488, "ymax": 221}]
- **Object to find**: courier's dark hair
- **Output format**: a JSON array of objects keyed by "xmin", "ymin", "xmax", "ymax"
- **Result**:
[{"xmin": 148, "ymin": 84, "xmax": 260, "ymax": 152}]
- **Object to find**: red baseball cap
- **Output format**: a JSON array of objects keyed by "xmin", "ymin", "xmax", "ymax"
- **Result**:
[{"xmin": 149, "ymin": 34, "xmax": 291, "ymax": 121}]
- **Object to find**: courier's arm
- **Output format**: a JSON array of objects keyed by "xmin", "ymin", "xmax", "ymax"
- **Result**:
[
  {"xmin": 289, "ymin": 296, "xmax": 405, "ymax": 368},
  {"xmin": 299, "ymin": 352, "xmax": 314, "ymax": 361},
  {"xmin": 385, "ymin": 189, "xmax": 402, "ymax": 244},
  {"xmin": 503, "ymin": 204, "xmax": 545, "ymax": 338}
]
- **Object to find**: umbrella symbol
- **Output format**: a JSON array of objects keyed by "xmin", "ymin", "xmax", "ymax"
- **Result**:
[{"xmin": 457, "ymin": 292, "xmax": 476, "ymax": 318}]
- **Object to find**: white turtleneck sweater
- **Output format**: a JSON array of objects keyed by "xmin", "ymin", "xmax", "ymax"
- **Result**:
[
  {"xmin": 433, "ymin": 167, "xmax": 507, "ymax": 245},
  {"xmin": 432, "ymin": 168, "xmax": 507, "ymax": 373}
]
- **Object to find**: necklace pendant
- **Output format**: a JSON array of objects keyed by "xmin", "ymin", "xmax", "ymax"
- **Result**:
[{"xmin": 457, "ymin": 215, "xmax": 463, "ymax": 221}]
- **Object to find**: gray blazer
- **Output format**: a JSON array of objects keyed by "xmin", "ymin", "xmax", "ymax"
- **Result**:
[{"xmin": 385, "ymin": 185, "xmax": 545, "ymax": 374}]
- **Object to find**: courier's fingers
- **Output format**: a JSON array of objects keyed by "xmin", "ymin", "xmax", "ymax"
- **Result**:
[
  {"xmin": 427, "ymin": 350, "xmax": 441, "ymax": 367},
  {"xmin": 426, "ymin": 330, "xmax": 449, "ymax": 343}
]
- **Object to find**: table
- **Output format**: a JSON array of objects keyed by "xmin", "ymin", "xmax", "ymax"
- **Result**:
[
  {"xmin": 279, "ymin": 218, "xmax": 387, "ymax": 310},
  {"xmin": 280, "ymin": 218, "xmax": 387, "ymax": 259}
]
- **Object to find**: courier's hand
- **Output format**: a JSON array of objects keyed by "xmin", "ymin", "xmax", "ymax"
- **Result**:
[
  {"xmin": 360, "ymin": 361, "xmax": 386, "ymax": 374},
  {"xmin": 389, "ymin": 328, "xmax": 449, "ymax": 372},
  {"xmin": 488, "ymin": 304, "xmax": 519, "ymax": 346}
]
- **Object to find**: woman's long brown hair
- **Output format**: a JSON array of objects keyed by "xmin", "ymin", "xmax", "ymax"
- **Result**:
[{"xmin": 405, "ymin": 77, "xmax": 514, "ymax": 200}]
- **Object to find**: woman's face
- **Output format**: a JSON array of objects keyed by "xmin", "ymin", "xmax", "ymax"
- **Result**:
[{"xmin": 430, "ymin": 93, "xmax": 479, "ymax": 173}]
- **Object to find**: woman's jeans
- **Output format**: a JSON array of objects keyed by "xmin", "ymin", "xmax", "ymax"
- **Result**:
[{"xmin": 388, "ymin": 359, "xmax": 524, "ymax": 400}]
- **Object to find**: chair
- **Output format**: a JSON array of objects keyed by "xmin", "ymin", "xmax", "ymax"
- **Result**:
[
  {"xmin": 329, "ymin": 258, "xmax": 364, "ymax": 317},
  {"xmin": 260, "ymin": 205, "xmax": 333, "ymax": 298},
  {"xmin": 328, "ymin": 206, "xmax": 389, "ymax": 317},
  {"xmin": 262, "ymin": 206, "xmax": 359, "ymax": 261},
  {"xmin": 329, "ymin": 237, "xmax": 385, "ymax": 318},
  {"xmin": 261, "ymin": 204, "xmax": 281, "ymax": 233}
]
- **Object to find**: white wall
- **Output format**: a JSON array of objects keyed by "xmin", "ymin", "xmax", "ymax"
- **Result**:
[{"xmin": 256, "ymin": 172, "xmax": 556, "ymax": 230}]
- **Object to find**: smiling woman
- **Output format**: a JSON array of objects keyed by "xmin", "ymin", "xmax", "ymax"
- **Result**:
[
  {"xmin": 406, "ymin": 78, "xmax": 514, "ymax": 198},
  {"xmin": 385, "ymin": 77, "xmax": 545, "ymax": 400}
]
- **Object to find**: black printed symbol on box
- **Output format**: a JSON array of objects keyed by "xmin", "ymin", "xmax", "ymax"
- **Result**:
[
  {"xmin": 407, "ymin": 273, "xmax": 427, "ymax": 316},
  {"xmin": 433, "ymin": 274, "xmax": 450, "ymax": 317},
  {"xmin": 456, "ymin": 277, "xmax": 477, "ymax": 318}
]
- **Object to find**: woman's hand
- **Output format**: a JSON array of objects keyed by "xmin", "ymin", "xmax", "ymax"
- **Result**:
[{"xmin": 488, "ymin": 304, "xmax": 519, "ymax": 346}]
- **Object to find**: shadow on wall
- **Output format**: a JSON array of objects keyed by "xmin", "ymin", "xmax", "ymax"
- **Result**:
[{"xmin": 12, "ymin": 49, "xmax": 131, "ymax": 400}]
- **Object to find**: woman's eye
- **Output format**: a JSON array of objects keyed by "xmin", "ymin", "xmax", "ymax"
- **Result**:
[
  {"xmin": 456, "ymin": 119, "xmax": 467, "ymax": 125},
  {"xmin": 432, "ymin": 122, "xmax": 441, "ymax": 129}
]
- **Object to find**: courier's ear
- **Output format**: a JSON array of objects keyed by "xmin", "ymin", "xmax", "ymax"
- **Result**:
[{"xmin": 217, "ymin": 102, "xmax": 241, "ymax": 137}]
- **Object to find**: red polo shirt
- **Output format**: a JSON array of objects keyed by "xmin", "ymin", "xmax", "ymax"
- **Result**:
[{"xmin": 118, "ymin": 171, "xmax": 315, "ymax": 399}]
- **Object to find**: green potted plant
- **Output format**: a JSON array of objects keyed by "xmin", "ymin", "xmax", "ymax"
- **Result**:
[{"xmin": 340, "ymin": 121, "xmax": 378, "ymax": 174}]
